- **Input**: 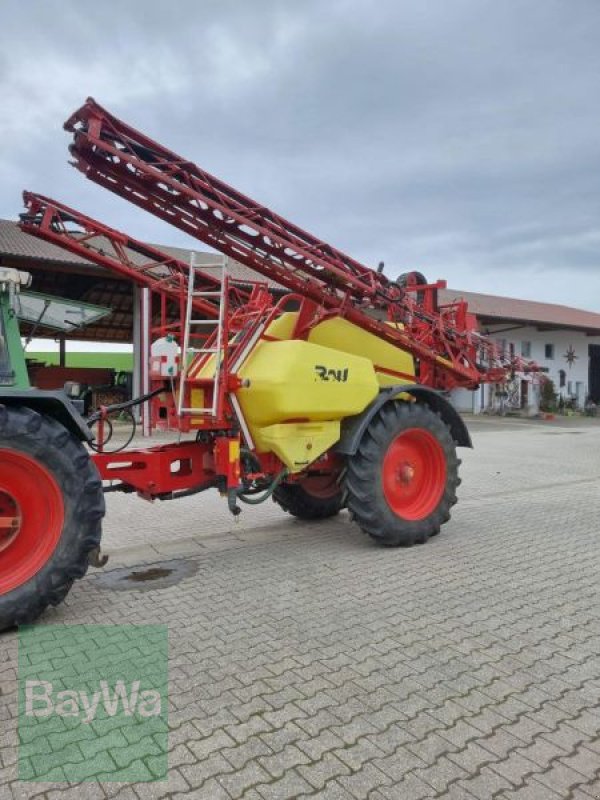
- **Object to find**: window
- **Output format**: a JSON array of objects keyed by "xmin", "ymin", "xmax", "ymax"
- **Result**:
[
  {"xmin": 559, "ymin": 369, "xmax": 566, "ymax": 388},
  {"xmin": 544, "ymin": 343, "xmax": 554, "ymax": 360},
  {"xmin": 568, "ymin": 381, "xmax": 574, "ymax": 396},
  {"xmin": 521, "ymin": 341, "xmax": 531, "ymax": 358}
]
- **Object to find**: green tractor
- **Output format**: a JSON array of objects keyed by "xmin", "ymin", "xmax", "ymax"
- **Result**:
[{"xmin": 0, "ymin": 269, "xmax": 105, "ymax": 630}]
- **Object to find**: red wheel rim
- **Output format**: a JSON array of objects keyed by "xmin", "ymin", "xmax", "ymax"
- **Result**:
[
  {"xmin": 382, "ymin": 428, "xmax": 446, "ymax": 520},
  {"xmin": 0, "ymin": 450, "xmax": 64, "ymax": 595},
  {"xmin": 300, "ymin": 474, "xmax": 340, "ymax": 499}
]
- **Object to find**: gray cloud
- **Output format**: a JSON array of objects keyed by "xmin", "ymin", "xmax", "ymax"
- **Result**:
[{"xmin": 1, "ymin": 0, "xmax": 599, "ymax": 308}]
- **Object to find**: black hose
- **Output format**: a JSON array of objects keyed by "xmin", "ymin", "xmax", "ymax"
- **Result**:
[
  {"xmin": 89, "ymin": 410, "xmax": 136, "ymax": 454},
  {"xmin": 237, "ymin": 469, "xmax": 289, "ymax": 505},
  {"xmin": 87, "ymin": 385, "xmax": 166, "ymax": 454},
  {"xmin": 87, "ymin": 385, "xmax": 166, "ymax": 424}
]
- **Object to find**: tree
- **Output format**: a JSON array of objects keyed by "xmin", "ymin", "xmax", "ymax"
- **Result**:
[{"xmin": 539, "ymin": 378, "xmax": 557, "ymax": 412}]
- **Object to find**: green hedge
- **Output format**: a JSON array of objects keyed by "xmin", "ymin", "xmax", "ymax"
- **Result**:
[{"xmin": 27, "ymin": 352, "xmax": 134, "ymax": 371}]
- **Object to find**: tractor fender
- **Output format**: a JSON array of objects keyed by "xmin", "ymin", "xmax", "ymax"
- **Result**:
[
  {"xmin": 335, "ymin": 384, "xmax": 472, "ymax": 455},
  {"xmin": 0, "ymin": 389, "xmax": 92, "ymax": 442}
]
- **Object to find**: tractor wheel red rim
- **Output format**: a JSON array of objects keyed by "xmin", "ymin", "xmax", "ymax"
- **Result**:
[
  {"xmin": 0, "ymin": 450, "xmax": 64, "ymax": 595},
  {"xmin": 300, "ymin": 474, "xmax": 340, "ymax": 499},
  {"xmin": 382, "ymin": 428, "xmax": 446, "ymax": 520}
]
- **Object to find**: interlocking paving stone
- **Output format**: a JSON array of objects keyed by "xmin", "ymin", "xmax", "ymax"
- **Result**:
[
  {"xmin": 255, "ymin": 768, "xmax": 313, "ymax": 799},
  {"xmin": 458, "ymin": 765, "xmax": 516, "ymax": 799},
  {"xmin": 3, "ymin": 418, "xmax": 600, "ymax": 797},
  {"xmin": 296, "ymin": 751, "xmax": 351, "ymax": 789}
]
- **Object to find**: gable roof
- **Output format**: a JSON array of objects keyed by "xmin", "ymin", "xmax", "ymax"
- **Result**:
[
  {"xmin": 0, "ymin": 218, "xmax": 92, "ymax": 266},
  {"xmin": 0, "ymin": 218, "xmax": 279, "ymax": 286},
  {"xmin": 438, "ymin": 287, "xmax": 600, "ymax": 334}
]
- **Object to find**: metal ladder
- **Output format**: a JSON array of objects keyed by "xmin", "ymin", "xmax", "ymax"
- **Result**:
[{"xmin": 177, "ymin": 254, "xmax": 227, "ymax": 417}]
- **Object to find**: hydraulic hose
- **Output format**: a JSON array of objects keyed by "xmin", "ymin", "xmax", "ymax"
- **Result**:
[
  {"xmin": 87, "ymin": 385, "xmax": 166, "ymax": 454},
  {"xmin": 237, "ymin": 468, "xmax": 289, "ymax": 505}
]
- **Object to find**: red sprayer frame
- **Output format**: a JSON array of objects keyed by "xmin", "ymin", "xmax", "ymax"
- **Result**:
[
  {"xmin": 21, "ymin": 192, "xmax": 252, "ymax": 331},
  {"xmin": 17, "ymin": 100, "xmax": 541, "ymax": 504},
  {"xmin": 61, "ymin": 97, "xmax": 537, "ymax": 390}
]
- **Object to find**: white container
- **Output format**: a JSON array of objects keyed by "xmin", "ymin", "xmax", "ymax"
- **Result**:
[{"xmin": 150, "ymin": 335, "xmax": 180, "ymax": 378}]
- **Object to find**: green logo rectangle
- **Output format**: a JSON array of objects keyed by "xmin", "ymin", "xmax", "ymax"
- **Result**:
[{"xmin": 18, "ymin": 624, "xmax": 168, "ymax": 782}]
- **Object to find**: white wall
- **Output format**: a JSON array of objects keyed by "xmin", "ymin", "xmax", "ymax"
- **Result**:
[
  {"xmin": 452, "ymin": 386, "xmax": 484, "ymax": 414},
  {"xmin": 451, "ymin": 325, "xmax": 600, "ymax": 413}
]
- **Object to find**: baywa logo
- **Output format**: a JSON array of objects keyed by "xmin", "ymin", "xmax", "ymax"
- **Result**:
[
  {"xmin": 18, "ymin": 624, "xmax": 168, "ymax": 783},
  {"xmin": 314, "ymin": 364, "xmax": 349, "ymax": 382},
  {"xmin": 25, "ymin": 679, "xmax": 162, "ymax": 723}
]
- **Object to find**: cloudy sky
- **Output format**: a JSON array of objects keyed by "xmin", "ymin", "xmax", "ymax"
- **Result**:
[{"xmin": 1, "ymin": 0, "xmax": 600, "ymax": 311}]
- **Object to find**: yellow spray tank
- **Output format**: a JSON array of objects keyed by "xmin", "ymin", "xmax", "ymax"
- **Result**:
[{"xmin": 235, "ymin": 313, "xmax": 416, "ymax": 471}]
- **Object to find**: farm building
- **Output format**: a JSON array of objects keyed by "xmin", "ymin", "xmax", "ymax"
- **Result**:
[
  {"xmin": 1, "ymin": 217, "xmax": 600, "ymax": 420},
  {"xmin": 441, "ymin": 288, "xmax": 600, "ymax": 414}
]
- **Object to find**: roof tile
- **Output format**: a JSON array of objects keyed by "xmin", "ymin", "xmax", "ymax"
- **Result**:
[{"xmin": 438, "ymin": 287, "xmax": 600, "ymax": 332}]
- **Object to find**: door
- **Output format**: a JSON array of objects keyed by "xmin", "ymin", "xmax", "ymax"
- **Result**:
[
  {"xmin": 520, "ymin": 380, "xmax": 529, "ymax": 409},
  {"xmin": 588, "ymin": 345, "xmax": 600, "ymax": 403}
]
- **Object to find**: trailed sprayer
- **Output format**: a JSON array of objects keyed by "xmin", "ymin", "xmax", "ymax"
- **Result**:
[{"xmin": 0, "ymin": 99, "xmax": 538, "ymax": 629}]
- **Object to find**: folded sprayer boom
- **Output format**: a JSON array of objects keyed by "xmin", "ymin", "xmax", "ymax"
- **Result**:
[{"xmin": 0, "ymin": 97, "xmax": 542, "ymax": 630}]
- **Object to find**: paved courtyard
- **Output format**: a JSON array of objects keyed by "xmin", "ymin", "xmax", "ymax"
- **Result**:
[{"xmin": 2, "ymin": 415, "xmax": 600, "ymax": 799}]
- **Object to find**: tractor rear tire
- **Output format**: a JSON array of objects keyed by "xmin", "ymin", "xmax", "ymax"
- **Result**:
[
  {"xmin": 0, "ymin": 406, "xmax": 105, "ymax": 631},
  {"xmin": 273, "ymin": 475, "xmax": 344, "ymax": 520},
  {"xmin": 346, "ymin": 402, "xmax": 460, "ymax": 546}
]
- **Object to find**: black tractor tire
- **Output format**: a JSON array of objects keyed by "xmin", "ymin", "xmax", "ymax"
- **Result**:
[
  {"xmin": 0, "ymin": 406, "xmax": 105, "ymax": 632},
  {"xmin": 273, "ymin": 476, "xmax": 344, "ymax": 520},
  {"xmin": 346, "ymin": 401, "xmax": 460, "ymax": 546}
]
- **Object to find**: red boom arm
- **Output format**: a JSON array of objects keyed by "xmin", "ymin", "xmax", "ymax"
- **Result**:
[
  {"xmin": 20, "ymin": 192, "xmax": 253, "ymax": 323},
  {"xmin": 60, "ymin": 98, "xmax": 536, "ymax": 389},
  {"xmin": 20, "ymin": 98, "xmax": 537, "ymax": 390}
]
